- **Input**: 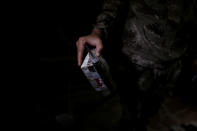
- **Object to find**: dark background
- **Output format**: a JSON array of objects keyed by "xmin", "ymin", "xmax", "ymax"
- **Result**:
[{"xmin": 39, "ymin": 1, "xmax": 106, "ymax": 130}]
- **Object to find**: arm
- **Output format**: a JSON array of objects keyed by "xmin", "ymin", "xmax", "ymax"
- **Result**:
[
  {"xmin": 76, "ymin": 0, "xmax": 128, "ymax": 66},
  {"xmin": 94, "ymin": 0, "xmax": 128, "ymax": 38}
]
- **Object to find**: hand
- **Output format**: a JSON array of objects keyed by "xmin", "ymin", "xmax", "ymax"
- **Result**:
[{"xmin": 76, "ymin": 28, "xmax": 103, "ymax": 66}]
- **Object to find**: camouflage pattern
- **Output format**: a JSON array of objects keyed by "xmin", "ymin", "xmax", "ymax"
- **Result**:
[
  {"xmin": 95, "ymin": 1, "xmax": 196, "ymax": 130},
  {"xmin": 116, "ymin": 58, "xmax": 184, "ymax": 130},
  {"xmin": 95, "ymin": 0, "xmax": 196, "ymax": 68}
]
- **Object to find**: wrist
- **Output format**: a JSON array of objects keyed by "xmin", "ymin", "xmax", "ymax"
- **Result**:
[{"xmin": 91, "ymin": 28, "xmax": 102, "ymax": 37}]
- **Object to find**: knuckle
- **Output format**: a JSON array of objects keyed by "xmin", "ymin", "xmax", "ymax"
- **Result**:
[{"xmin": 79, "ymin": 37, "xmax": 84, "ymax": 41}]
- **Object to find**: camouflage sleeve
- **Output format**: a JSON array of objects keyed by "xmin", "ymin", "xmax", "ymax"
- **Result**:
[{"xmin": 94, "ymin": 0, "xmax": 128, "ymax": 38}]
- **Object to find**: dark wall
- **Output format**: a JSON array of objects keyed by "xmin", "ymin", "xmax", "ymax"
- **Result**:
[
  {"xmin": 40, "ymin": 1, "xmax": 103, "ymax": 57},
  {"xmin": 39, "ymin": 1, "xmax": 104, "ymax": 129}
]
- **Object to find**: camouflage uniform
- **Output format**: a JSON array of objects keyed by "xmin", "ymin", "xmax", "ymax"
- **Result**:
[
  {"xmin": 95, "ymin": 0, "xmax": 196, "ymax": 68},
  {"xmin": 95, "ymin": 0, "xmax": 196, "ymax": 130}
]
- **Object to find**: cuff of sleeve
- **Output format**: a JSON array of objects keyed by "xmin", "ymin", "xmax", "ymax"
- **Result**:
[{"xmin": 93, "ymin": 23, "xmax": 108, "ymax": 39}]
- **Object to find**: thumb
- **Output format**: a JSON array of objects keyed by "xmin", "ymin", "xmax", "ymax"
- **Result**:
[{"xmin": 96, "ymin": 44, "xmax": 103, "ymax": 56}]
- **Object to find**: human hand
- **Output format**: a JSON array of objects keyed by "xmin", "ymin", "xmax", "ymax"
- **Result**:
[{"xmin": 76, "ymin": 28, "xmax": 103, "ymax": 66}]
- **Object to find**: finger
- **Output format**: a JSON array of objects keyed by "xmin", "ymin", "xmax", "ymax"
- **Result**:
[
  {"xmin": 76, "ymin": 40, "xmax": 79, "ymax": 47},
  {"xmin": 77, "ymin": 40, "xmax": 86, "ymax": 66},
  {"xmin": 76, "ymin": 41, "xmax": 79, "ymax": 64},
  {"xmin": 96, "ymin": 43, "xmax": 103, "ymax": 56}
]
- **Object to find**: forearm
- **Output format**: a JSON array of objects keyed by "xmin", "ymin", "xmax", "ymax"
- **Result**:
[{"xmin": 94, "ymin": 0, "xmax": 128, "ymax": 38}]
